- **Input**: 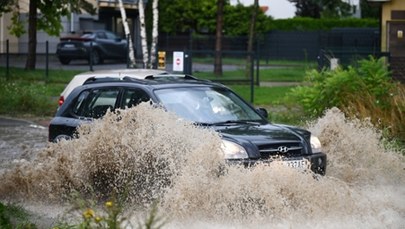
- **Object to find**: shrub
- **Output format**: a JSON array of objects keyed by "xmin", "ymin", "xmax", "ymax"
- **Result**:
[{"xmin": 288, "ymin": 56, "xmax": 405, "ymax": 143}]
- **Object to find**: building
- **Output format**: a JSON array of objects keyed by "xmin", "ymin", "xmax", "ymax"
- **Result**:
[
  {"xmin": 372, "ymin": 0, "xmax": 405, "ymax": 82},
  {"xmin": 0, "ymin": 0, "xmax": 145, "ymax": 55}
]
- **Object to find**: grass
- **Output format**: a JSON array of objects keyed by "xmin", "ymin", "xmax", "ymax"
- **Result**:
[{"xmin": 0, "ymin": 202, "xmax": 35, "ymax": 228}]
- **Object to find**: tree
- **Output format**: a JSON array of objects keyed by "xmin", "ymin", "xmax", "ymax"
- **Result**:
[
  {"xmin": 289, "ymin": 0, "xmax": 352, "ymax": 18},
  {"xmin": 360, "ymin": 0, "xmax": 379, "ymax": 18},
  {"xmin": 4, "ymin": 0, "xmax": 95, "ymax": 70},
  {"xmin": 117, "ymin": 0, "xmax": 136, "ymax": 68},
  {"xmin": 139, "ymin": 0, "xmax": 148, "ymax": 68},
  {"xmin": 214, "ymin": 0, "xmax": 224, "ymax": 76},
  {"xmin": 0, "ymin": 0, "xmax": 13, "ymax": 15},
  {"xmin": 139, "ymin": 0, "xmax": 159, "ymax": 68},
  {"xmin": 149, "ymin": 0, "xmax": 159, "ymax": 68},
  {"xmin": 158, "ymin": 0, "xmax": 268, "ymax": 36},
  {"xmin": 246, "ymin": 0, "xmax": 259, "ymax": 78}
]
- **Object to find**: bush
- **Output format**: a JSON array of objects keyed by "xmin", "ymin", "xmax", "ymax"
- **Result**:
[
  {"xmin": 266, "ymin": 17, "xmax": 378, "ymax": 31},
  {"xmin": 288, "ymin": 56, "xmax": 405, "ymax": 143}
]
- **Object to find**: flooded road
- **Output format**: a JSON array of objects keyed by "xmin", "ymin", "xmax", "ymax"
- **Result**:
[
  {"xmin": 0, "ymin": 117, "xmax": 48, "ymax": 169},
  {"xmin": 0, "ymin": 107, "xmax": 404, "ymax": 228}
]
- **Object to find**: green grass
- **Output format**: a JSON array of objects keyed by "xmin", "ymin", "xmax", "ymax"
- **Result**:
[
  {"xmin": 0, "ymin": 202, "xmax": 35, "ymax": 229},
  {"xmin": 0, "ymin": 67, "xmax": 82, "ymax": 83},
  {"xmin": 229, "ymin": 85, "xmax": 294, "ymax": 105},
  {"xmin": 194, "ymin": 67, "xmax": 307, "ymax": 82}
]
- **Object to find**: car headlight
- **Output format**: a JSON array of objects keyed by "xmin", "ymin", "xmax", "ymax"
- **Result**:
[
  {"xmin": 221, "ymin": 139, "xmax": 248, "ymax": 159},
  {"xmin": 310, "ymin": 136, "xmax": 322, "ymax": 153}
]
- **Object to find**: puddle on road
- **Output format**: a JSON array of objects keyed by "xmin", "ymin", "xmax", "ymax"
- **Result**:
[{"xmin": 0, "ymin": 105, "xmax": 404, "ymax": 228}]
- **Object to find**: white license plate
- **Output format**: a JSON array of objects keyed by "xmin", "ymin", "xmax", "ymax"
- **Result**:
[
  {"xmin": 64, "ymin": 44, "xmax": 75, "ymax": 48},
  {"xmin": 282, "ymin": 159, "xmax": 309, "ymax": 169}
]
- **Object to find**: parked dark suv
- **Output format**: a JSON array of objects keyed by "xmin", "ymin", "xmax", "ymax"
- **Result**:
[
  {"xmin": 48, "ymin": 75, "xmax": 326, "ymax": 175},
  {"xmin": 56, "ymin": 30, "xmax": 127, "ymax": 65}
]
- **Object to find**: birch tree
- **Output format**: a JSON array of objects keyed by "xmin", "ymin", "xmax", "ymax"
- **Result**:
[
  {"xmin": 138, "ymin": 0, "xmax": 149, "ymax": 68},
  {"xmin": 118, "ymin": 0, "xmax": 136, "ymax": 67},
  {"xmin": 149, "ymin": 0, "xmax": 159, "ymax": 68}
]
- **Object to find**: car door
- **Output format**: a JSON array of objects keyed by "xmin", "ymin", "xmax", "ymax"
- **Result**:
[
  {"xmin": 104, "ymin": 31, "xmax": 127, "ymax": 58},
  {"xmin": 120, "ymin": 88, "xmax": 152, "ymax": 109},
  {"xmin": 49, "ymin": 87, "xmax": 121, "ymax": 142},
  {"xmin": 74, "ymin": 87, "xmax": 120, "ymax": 119}
]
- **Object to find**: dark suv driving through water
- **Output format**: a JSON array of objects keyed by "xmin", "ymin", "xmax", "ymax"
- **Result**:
[{"xmin": 48, "ymin": 74, "xmax": 326, "ymax": 175}]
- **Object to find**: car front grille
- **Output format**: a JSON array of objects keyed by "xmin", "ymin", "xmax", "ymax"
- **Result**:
[{"xmin": 258, "ymin": 142, "xmax": 304, "ymax": 159}]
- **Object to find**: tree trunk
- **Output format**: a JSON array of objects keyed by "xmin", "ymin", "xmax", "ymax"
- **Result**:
[
  {"xmin": 138, "ymin": 0, "xmax": 149, "ymax": 68},
  {"xmin": 149, "ymin": 0, "xmax": 159, "ymax": 69},
  {"xmin": 25, "ymin": 0, "xmax": 37, "ymax": 70},
  {"xmin": 214, "ymin": 0, "xmax": 224, "ymax": 76},
  {"xmin": 118, "ymin": 0, "xmax": 136, "ymax": 68},
  {"xmin": 246, "ymin": 0, "xmax": 258, "ymax": 78}
]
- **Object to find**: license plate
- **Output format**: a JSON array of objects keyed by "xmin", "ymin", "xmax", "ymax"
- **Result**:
[
  {"xmin": 64, "ymin": 44, "xmax": 75, "ymax": 48},
  {"xmin": 282, "ymin": 159, "xmax": 309, "ymax": 169}
]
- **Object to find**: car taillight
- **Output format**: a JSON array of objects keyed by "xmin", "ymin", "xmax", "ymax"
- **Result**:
[{"xmin": 58, "ymin": 96, "xmax": 64, "ymax": 106}]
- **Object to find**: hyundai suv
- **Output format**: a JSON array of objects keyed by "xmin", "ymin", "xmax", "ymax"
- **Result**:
[{"xmin": 48, "ymin": 75, "xmax": 326, "ymax": 175}]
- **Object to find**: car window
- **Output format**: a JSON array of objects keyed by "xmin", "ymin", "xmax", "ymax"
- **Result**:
[
  {"xmin": 96, "ymin": 31, "xmax": 107, "ymax": 39},
  {"xmin": 72, "ymin": 88, "xmax": 119, "ymax": 118},
  {"xmin": 105, "ymin": 31, "xmax": 118, "ymax": 40},
  {"xmin": 122, "ymin": 89, "xmax": 150, "ymax": 108},
  {"xmin": 155, "ymin": 87, "xmax": 263, "ymax": 123}
]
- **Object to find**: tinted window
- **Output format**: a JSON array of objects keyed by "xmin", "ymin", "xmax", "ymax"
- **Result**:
[
  {"xmin": 122, "ymin": 89, "xmax": 150, "ymax": 108},
  {"xmin": 72, "ymin": 88, "xmax": 119, "ymax": 118},
  {"xmin": 96, "ymin": 32, "xmax": 107, "ymax": 39},
  {"xmin": 106, "ymin": 31, "xmax": 118, "ymax": 40}
]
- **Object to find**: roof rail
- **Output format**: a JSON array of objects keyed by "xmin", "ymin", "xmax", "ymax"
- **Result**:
[
  {"xmin": 83, "ymin": 76, "xmax": 145, "ymax": 85},
  {"xmin": 144, "ymin": 74, "xmax": 201, "ymax": 81},
  {"xmin": 83, "ymin": 77, "xmax": 122, "ymax": 84}
]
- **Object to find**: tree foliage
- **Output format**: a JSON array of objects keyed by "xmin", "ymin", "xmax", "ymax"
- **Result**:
[
  {"xmin": 360, "ymin": 0, "xmax": 379, "ymax": 18},
  {"xmin": 2, "ymin": 0, "xmax": 95, "ymax": 37},
  {"xmin": 159, "ymin": 0, "xmax": 269, "ymax": 35},
  {"xmin": 289, "ymin": 0, "xmax": 352, "ymax": 18}
]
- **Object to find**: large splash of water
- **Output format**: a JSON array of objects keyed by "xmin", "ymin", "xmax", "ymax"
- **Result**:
[{"xmin": 0, "ymin": 105, "xmax": 404, "ymax": 228}]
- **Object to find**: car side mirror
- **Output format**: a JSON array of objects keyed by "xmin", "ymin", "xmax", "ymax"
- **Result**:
[{"xmin": 256, "ymin": 107, "xmax": 268, "ymax": 119}]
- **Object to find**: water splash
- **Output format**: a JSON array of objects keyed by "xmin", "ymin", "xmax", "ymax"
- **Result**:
[{"xmin": 0, "ymin": 106, "xmax": 404, "ymax": 228}]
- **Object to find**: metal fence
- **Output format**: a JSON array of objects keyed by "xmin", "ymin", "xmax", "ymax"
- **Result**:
[{"xmin": 1, "ymin": 27, "xmax": 383, "ymax": 73}]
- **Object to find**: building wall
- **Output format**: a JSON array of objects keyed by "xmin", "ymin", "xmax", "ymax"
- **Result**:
[
  {"xmin": 381, "ymin": 0, "xmax": 405, "ymax": 52},
  {"xmin": 1, "ymin": 0, "xmax": 140, "ymax": 54}
]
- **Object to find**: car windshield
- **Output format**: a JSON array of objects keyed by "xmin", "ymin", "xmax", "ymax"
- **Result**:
[{"xmin": 154, "ymin": 86, "xmax": 266, "ymax": 125}]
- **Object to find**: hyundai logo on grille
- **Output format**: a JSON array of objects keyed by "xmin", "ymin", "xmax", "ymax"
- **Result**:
[{"xmin": 277, "ymin": 146, "xmax": 289, "ymax": 153}]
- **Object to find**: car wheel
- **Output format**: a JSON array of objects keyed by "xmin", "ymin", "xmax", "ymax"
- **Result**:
[
  {"xmin": 59, "ymin": 57, "xmax": 71, "ymax": 65},
  {"xmin": 90, "ymin": 49, "xmax": 102, "ymax": 65}
]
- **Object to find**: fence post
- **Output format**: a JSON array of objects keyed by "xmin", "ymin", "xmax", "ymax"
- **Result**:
[
  {"xmin": 89, "ymin": 41, "xmax": 93, "ymax": 71},
  {"xmin": 250, "ymin": 51, "xmax": 254, "ymax": 104},
  {"xmin": 126, "ymin": 36, "xmax": 129, "ymax": 68},
  {"xmin": 6, "ymin": 39, "xmax": 10, "ymax": 80},
  {"xmin": 256, "ymin": 40, "xmax": 260, "ymax": 86},
  {"xmin": 45, "ymin": 41, "xmax": 49, "ymax": 82}
]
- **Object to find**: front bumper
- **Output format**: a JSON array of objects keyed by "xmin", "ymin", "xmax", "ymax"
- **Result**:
[{"xmin": 226, "ymin": 152, "xmax": 327, "ymax": 175}]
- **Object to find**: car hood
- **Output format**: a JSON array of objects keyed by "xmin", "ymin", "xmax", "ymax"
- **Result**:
[{"xmin": 212, "ymin": 123, "xmax": 308, "ymax": 144}]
